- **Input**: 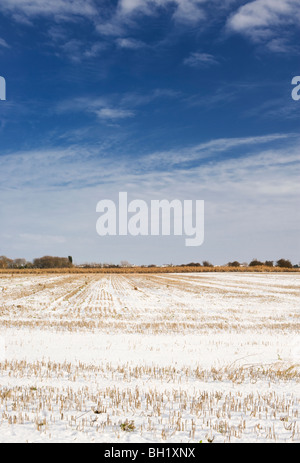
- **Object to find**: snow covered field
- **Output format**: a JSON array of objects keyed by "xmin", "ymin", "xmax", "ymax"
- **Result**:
[{"xmin": 0, "ymin": 272, "xmax": 299, "ymax": 443}]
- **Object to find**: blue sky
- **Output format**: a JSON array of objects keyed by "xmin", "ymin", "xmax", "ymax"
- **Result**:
[{"xmin": 0, "ymin": 0, "xmax": 299, "ymax": 265}]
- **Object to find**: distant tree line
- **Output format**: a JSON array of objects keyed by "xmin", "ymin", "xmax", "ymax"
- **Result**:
[
  {"xmin": 227, "ymin": 259, "xmax": 296, "ymax": 269},
  {"xmin": 0, "ymin": 256, "xmax": 28, "ymax": 269},
  {"xmin": 0, "ymin": 256, "xmax": 73, "ymax": 269},
  {"xmin": 0, "ymin": 256, "xmax": 298, "ymax": 269},
  {"xmin": 79, "ymin": 259, "xmax": 298, "ymax": 269},
  {"xmin": 33, "ymin": 256, "xmax": 73, "ymax": 269},
  {"xmin": 177, "ymin": 259, "xmax": 297, "ymax": 269}
]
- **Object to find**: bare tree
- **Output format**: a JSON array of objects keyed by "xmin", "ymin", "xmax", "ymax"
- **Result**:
[{"xmin": 120, "ymin": 261, "xmax": 132, "ymax": 268}]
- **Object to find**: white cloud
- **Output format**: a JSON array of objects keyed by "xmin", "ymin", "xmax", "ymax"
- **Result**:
[
  {"xmin": 227, "ymin": 0, "xmax": 300, "ymax": 49},
  {"xmin": 0, "ymin": 38, "xmax": 10, "ymax": 48},
  {"xmin": 2, "ymin": 0, "xmax": 297, "ymax": 57},
  {"xmin": 57, "ymin": 89, "xmax": 179, "ymax": 122},
  {"xmin": 0, "ymin": 0, "xmax": 97, "ymax": 22},
  {"xmin": 95, "ymin": 0, "xmax": 219, "ymax": 38},
  {"xmin": 116, "ymin": 0, "xmax": 242, "ymax": 25},
  {"xmin": 119, "ymin": 0, "xmax": 145, "ymax": 14},
  {"xmin": 184, "ymin": 52, "xmax": 219, "ymax": 68},
  {"xmin": 57, "ymin": 97, "xmax": 136, "ymax": 122},
  {"xmin": 171, "ymin": 0, "xmax": 206, "ymax": 24},
  {"xmin": 95, "ymin": 107, "xmax": 135, "ymax": 120},
  {"xmin": 116, "ymin": 37, "xmax": 146, "ymax": 49},
  {"xmin": 266, "ymin": 37, "xmax": 296, "ymax": 54},
  {"xmin": 58, "ymin": 39, "xmax": 105, "ymax": 62},
  {"xmin": 96, "ymin": 20, "xmax": 126, "ymax": 37},
  {"xmin": 5, "ymin": 0, "xmax": 296, "ymax": 56},
  {"xmin": 118, "ymin": 0, "xmax": 206, "ymax": 24}
]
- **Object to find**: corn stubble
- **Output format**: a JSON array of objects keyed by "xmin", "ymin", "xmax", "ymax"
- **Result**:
[{"xmin": 0, "ymin": 273, "xmax": 299, "ymax": 442}]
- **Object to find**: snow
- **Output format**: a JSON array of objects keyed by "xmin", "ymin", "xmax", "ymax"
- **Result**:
[{"xmin": 0, "ymin": 273, "xmax": 299, "ymax": 443}]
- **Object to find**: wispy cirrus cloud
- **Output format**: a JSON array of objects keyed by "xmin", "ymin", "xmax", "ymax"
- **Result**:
[
  {"xmin": 118, "ymin": 0, "xmax": 206, "ymax": 25},
  {"xmin": 244, "ymin": 97, "xmax": 300, "ymax": 121},
  {"xmin": 95, "ymin": 107, "xmax": 135, "ymax": 120},
  {"xmin": 57, "ymin": 97, "xmax": 136, "ymax": 122},
  {"xmin": 1, "ymin": 134, "xmax": 299, "ymax": 263},
  {"xmin": 184, "ymin": 52, "xmax": 219, "ymax": 68},
  {"xmin": 95, "ymin": 0, "xmax": 236, "ymax": 39},
  {"xmin": 266, "ymin": 37, "xmax": 298, "ymax": 54},
  {"xmin": 140, "ymin": 133, "xmax": 297, "ymax": 171},
  {"xmin": 116, "ymin": 37, "xmax": 146, "ymax": 49},
  {"xmin": 47, "ymin": 24, "xmax": 107, "ymax": 62},
  {"xmin": 56, "ymin": 88, "xmax": 180, "ymax": 122},
  {"xmin": 0, "ymin": 0, "xmax": 97, "ymax": 23},
  {"xmin": 1, "ymin": 133, "xmax": 297, "ymax": 192},
  {"xmin": 119, "ymin": 88, "xmax": 181, "ymax": 107},
  {"xmin": 0, "ymin": 37, "xmax": 10, "ymax": 48},
  {"xmin": 59, "ymin": 39, "xmax": 106, "ymax": 62}
]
